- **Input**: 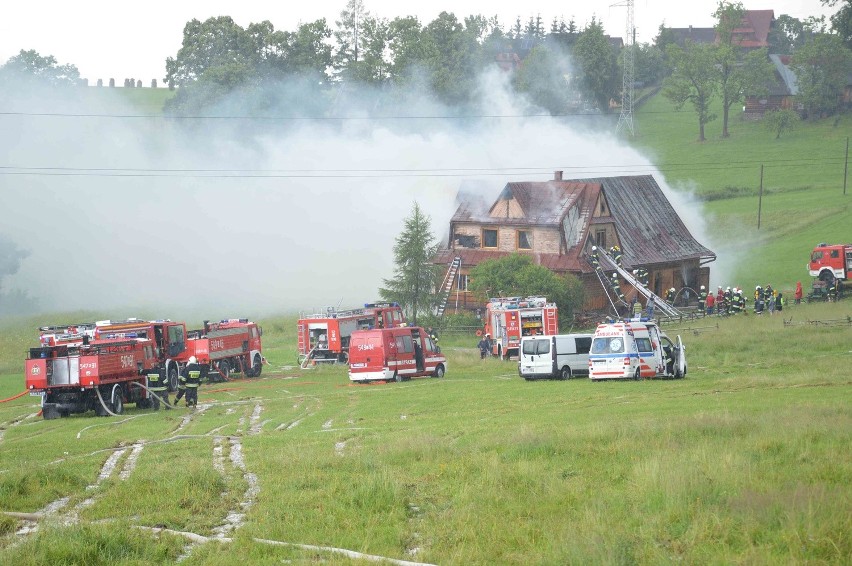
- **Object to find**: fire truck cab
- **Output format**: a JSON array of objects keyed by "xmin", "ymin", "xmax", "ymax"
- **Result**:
[
  {"xmin": 588, "ymin": 320, "xmax": 685, "ymax": 380},
  {"xmin": 808, "ymin": 243, "xmax": 852, "ymax": 283},
  {"xmin": 348, "ymin": 326, "xmax": 446, "ymax": 383},
  {"xmin": 484, "ymin": 297, "xmax": 559, "ymax": 360},
  {"xmin": 94, "ymin": 319, "xmax": 188, "ymax": 391}
]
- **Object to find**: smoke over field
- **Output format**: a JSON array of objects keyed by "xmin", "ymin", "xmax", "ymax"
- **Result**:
[{"xmin": 0, "ymin": 70, "xmax": 716, "ymax": 317}]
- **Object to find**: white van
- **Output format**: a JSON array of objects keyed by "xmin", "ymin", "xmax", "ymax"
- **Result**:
[
  {"xmin": 588, "ymin": 321, "xmax": 685, "ymax": 380},
  {"xmin": 518, "ymin": 334, "xmax": 593, "ymax": 380}
]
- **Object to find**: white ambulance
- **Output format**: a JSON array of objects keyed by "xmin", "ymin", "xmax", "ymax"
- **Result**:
[
  {"xmin": 588, "ymin": 321, "xmax": 685, "ymax": 380},
  {"xmin": 518, "ymin": 334, "xmax": 593, "ymax": 380}
]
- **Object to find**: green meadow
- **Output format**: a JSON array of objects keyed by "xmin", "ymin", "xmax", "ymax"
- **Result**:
[{"xmin": 0, "ymin": 90, "xmax": 850, "ymax": 564}]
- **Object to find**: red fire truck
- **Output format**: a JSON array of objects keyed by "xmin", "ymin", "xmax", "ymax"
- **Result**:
[
  {"xmin": 483, "ymin": 297, "xmax": 559, "ymax": 360},
  {"xmin": 94, "ymin": 319, "xmax": 188, "ymax": 391},
  {"xmin": 185, "ymin": 319, "xmax": 265, "ymax": 380},
  {"xmin": 25, "ymin": 338, "xmax": 157, "ymax": 419},
  {"xmin": 297, "ymin": 302, "xmax": 406, "ymax": 364},
  {"xmin": 809, "ymin": 243, "xmax": 852, "ymax": 283}
]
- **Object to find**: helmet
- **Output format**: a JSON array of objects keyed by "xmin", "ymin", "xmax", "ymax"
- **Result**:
[
  {"xmin": 700, "ymin": 285, "xmax": 705, "ymax": 290},
  {"xmin": 632, "ymin": 269, "xmax": 638, "ymax": 274},
  {"xmin": 592, "ymin": 245, "xmax": 597, "ymax": 251},
  {"xmin": 726, "ymin": 287, "xmax": 731, "ymax": 291},
  {"xmin": 188, "ymin": 356, "xmax": 197, "ymax": 364},
  {"xmin": 670, "ymin": 287, "xmax": 675, "ymax": 292}
]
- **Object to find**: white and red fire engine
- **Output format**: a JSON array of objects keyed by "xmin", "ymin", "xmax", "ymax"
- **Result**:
[
  {"xmin": 26, "ymin": 338, "xmax": 157, "ymax": 419},
  {"xmin": 93, "ymin": 319, "xmax": 189, "ymax": 391},
  {"xmin": 809, "ymin": 243, "xmax": 852, "ymax": 283},
  {"xmin": 297, "ymin": 302, "xmax": 406, "ymax": 364},
  {"xmin": 483, "ymin": 297, "xmax": 559, "ymax": 360},
  {"xmin": 185, "ymin": 319, "xmax": 265, "ymax": 381}
]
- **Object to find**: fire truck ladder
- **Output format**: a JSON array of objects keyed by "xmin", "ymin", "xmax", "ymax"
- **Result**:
[
  {"xmin": 435, "ymin": 256, "xmax": 461, "ymax": 317},
  {"xmin": 596, "ymin": 249, "xmax": 684, "ymax": 318}
]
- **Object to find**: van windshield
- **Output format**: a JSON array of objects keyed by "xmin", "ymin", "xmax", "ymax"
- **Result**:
[
  {"xmin": 522, "ymin": 339, "xmax": 550, "ymax": 355},
  {"xmin": 591, "ymin": 337, "xmax": 624, "ymax": 354}
]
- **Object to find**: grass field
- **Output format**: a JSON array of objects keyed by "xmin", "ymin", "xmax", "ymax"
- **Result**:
[{"xmin": 1, "ymin": 302, "xmax": 850, "ymax": 564}]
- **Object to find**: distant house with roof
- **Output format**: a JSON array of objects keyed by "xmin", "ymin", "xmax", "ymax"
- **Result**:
[
  {"xmin": 666, "ymin": 9, "xmax": 774, "ymax": 50},
  {"xmin": 744, "ymin": 53, "xmax": 801, "ymax": 117},
  {"xmin": 433, "ymin": 173, "xmax": 716, "ymax": 312}
]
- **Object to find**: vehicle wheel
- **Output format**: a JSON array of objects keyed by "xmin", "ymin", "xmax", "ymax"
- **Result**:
[
  {"xmin": 433, "ymin": 364, "xmax": 445, "ymax": 378},
  {"xmin": 219, "ymin": 360, "xmax": 231, "ymax": 380},
  {"xmin": 112, "ymin": 389, "xmax": 124, "ymax": 415},
  {"xmin": 42, "ymin": 404, "xmax": 60, "ymax": 420},
  {"xmin": 393, "ymin": 372, "xmax": 402, "ymax": 383},
  {"xmin": 560, "ymin": 366, "xmax": 571, "ymax": 380},
  {"xmin": 634, "ymin": 367, "xmax": 641, "ymax": 381},
  {"xmin": 168, "ymin": 366, "xmax": 179, "ymax": 392},
  {"xmin": 249, "ymin": 354, "xmax": 263, "ymax": 377}
]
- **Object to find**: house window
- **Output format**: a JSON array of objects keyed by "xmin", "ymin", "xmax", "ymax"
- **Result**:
[
  {"xmin": 518, "ymin": 230, "xmax": 532, "ymax": 250},
  {"xmin": 457, "ymin": 274, "xmax": 469, "ymax": 291},
  {"xmin": 595, "ymin": 229, "xmax": 606, "ymax": 249},
  {"xmin": 482, "ymin": 229, "xmax": 498, "ymax": 248}
]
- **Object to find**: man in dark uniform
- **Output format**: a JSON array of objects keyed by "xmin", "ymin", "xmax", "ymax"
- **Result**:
[
  {"xmin": 181, "ymin": 356, "xmax": 202, "ymax": 407},
  {"xmin": 146, "ymin": 364, "xmax": 170, "ymax": 410}
]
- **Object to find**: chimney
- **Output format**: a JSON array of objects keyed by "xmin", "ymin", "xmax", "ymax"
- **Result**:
[{"xmin": 554, "ymin": 170, "xmax": 563, "ymax": 181}]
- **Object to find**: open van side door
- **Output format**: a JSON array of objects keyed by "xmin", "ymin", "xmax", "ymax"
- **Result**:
[{"xmin": 675, "ymin": 335, "xmax": 686, "ymax": 378}]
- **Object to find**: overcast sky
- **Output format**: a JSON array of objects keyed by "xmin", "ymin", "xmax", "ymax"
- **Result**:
[{"xmin": 0, "ymin": 1, "xmax": 837, "ymax": 85}]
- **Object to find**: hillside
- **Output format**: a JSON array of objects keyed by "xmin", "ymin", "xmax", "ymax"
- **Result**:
[{"xmin": 631, "ymin": 92, "xmax": 852, "ymax": 291}]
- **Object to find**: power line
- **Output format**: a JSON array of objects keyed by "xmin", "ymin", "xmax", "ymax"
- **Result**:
[{"xmin": 0, "ymin": 156, "xmax": 844, "ymax": 179}]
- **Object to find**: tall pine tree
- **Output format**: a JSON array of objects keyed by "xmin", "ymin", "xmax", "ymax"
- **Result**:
[{"xmin": 379, "ymin": 203, "xmax": 440, "ymax": 325}]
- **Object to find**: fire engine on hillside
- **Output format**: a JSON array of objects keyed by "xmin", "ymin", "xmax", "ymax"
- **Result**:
[
  {"xmin": 809, "ymin": 243, "xmax": 852, "ymax": 284},
  {"xmin": 26, "ymin": 338, "xmax": 157, "ymax": 419},
  {"xmin": 483, "ymin": 297, "xmax": 559, "ymax": 360},
  {"xmin": 185, "ymin": 319, "xmax": 265, "ymax": 380},
  {"xmin": 93, "ymin": 319, "xmax": 189, "ymax": 391},
  {"xmin": 297, "ymin": 302, "xmax": 406, "ymax": 365}
]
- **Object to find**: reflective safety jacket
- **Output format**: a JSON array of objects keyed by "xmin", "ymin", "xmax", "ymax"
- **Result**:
[
  {"xmin": 182, "ymin": 363, "xmax": 202, "ymax": 388},
  {"xmin": 147, "ymin": 367, "xmax": 167, "ymax": 392}
]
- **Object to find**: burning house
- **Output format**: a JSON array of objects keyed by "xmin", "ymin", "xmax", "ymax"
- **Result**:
[{"xmin": 433, "ymin": 172, "xmax": 716, "ymax": 312}]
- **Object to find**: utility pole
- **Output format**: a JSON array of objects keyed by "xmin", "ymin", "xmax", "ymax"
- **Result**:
[
  {"xmin": 615, "ymin": 0, "xmax": 635, "ymax": 136},
  {"xmin": 757, "ymin": 165, "xmax": 764, "ymax": 229}
]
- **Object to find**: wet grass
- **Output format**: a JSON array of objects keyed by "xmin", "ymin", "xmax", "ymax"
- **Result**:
[{"xmin": 0, "ymin": 301, "xmax": 849, "ymax": 563}]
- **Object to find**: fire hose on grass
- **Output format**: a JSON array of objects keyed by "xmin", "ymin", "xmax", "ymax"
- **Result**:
[{"xmin": 0, "ymin": 391, "xmax": 29, "ymax": 403}]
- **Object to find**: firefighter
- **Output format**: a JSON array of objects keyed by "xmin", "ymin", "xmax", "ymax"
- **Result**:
[
  {"xmin": 609, "ymin": 245, "xmax": 623, "ymax": 267},
  {"xmin": 146, "ymin": 364, "xmax": 170, "ymax": 410},
  {"xmin": 181, "ymin": 356, "xmax": 202, "ymax": 407},
  {"xmin": 478, "ymin": 334, "xmax": 490, "ymax": 359},
  {"xmin": 665, "ymin": 287, "xmax": 675, "ymax": 304},
  {"xmin": 589, "ymin": 246, "xmax": 600, "ymax": 269},
  {"xmin": 611, "ymin": 273, "xmax": 625, "ymax": 302},
  {"xmin": 827, "ymin": 279, "xmax": 837, "ymax": 302},
  {"xmin": 426, "ymin": 326, "xmax": 439, "ymax": 345},
  {"xmin": 173, "ymin": 360, "xmax": 189, "ymax": 406},
  {"xmin": 635, "ymin": 267, "xmax": 649, "ymax": 287},
  {"xmin": 698, "ymin": 285, "xmax": 707, "ymax": 306}
]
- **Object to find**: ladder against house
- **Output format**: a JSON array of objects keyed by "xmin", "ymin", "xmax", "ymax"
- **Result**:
[
  {"xmin": 595, "ymin": 249, "xmax": 684, "ymax": 318},
  {"xmin": 436, "ymin": 256, "xmax": 462, "ymax": 317}
]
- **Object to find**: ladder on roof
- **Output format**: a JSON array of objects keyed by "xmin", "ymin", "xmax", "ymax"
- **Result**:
[
  {"xmin": 595, "ymin": 248, "xmax": 684, "ymax": 318},
  {"xmin": 435, "ymin": 256, "xmax": 462, "ymax": 318}
]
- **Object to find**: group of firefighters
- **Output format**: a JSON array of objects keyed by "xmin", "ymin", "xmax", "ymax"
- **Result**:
[
  {"xmin": 145, "ymin": 357, "xmax": 203, "ymax": 410},
  {"xmin": 696, "ymin": 284, "xmax": 786, "ymax": 316}
]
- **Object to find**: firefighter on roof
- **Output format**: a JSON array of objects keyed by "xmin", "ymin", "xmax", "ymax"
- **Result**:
[
  {"xmin": 180, "ymin": 356, "xmax": 202, "ymax": 407},
  {"xmin": 589, "ymin": 246, "xmax": 599, "ymax": 269},
  {"xmin": 146, "ymin": 364, "xmax": 170, "ymax": 410},
  {"xmin": 611, "ymin": 273, "xmax": 625, "ymax": 302},
  {"xmin": 609, "ymin": 245, "xmax": 623, "ymax": 267}
]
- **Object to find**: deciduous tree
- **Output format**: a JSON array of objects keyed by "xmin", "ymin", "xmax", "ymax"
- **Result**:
[
  {"xmin": 572, "ymin": 17, "xmax": 618, "ymax": 112},
  {"xmin": 0, "ymin": 49, "xmax": 80, "ymax": 86},
  {"xmin": 379, "ymin": 203, "xmax": 441, "ymax": 326},
  {"xmin": 664, "ymin": 41, "xmax": 718, "ymax": 141},
  {"xmin": 791, "ymin": 33, "xmax": 852, "ymax": 118},
  {"xmin": 468, "ymin": 254, "xmax": 584, "ymax": 325}
]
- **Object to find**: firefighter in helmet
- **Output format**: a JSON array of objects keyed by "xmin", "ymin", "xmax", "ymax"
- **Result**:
[
  {"xmin": 589, "ymin": 246, "xmax": 599, "ymax": 269},
  {"xmin": 180, "ymin": 356, "xmax": 202, "ymax": 407},
  {"xmin": 610, "ymin": 245, "xmax": 623, "ymax": 267},
  {"xmin": 611, "ymin": 273, "xmax": 625, "ymax": 302},
  {"xmin": 173, "ymin": 358, "xmax": 190, "ymax": 406},
  {"xmin": 146, "ymin": 364, "xmax": 170, "ymax": 410},
  {"xmin": 666, "ymin": 287, "xmax": 675, "ymax": 304}
]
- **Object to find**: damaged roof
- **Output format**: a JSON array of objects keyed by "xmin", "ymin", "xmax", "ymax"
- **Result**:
[
  {"xmin": 439, "ymin": 175, "xmax": 715, "ymax": 273},
  {"xmin": 574, "ymin": 175, "xmax": 716, "ymax": 267}
]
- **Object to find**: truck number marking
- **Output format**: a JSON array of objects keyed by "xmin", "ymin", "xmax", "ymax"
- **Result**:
[
  {"xmin": 210, "ymin": 339, "xmax": 225, "ymax": 350},
  {"xmin": 357, "ymin": 344, "xmax": 375, "ymax": 351},
  {"xmin": 120, "ymin": 355, "xmax": 135, "ymax": 368}
]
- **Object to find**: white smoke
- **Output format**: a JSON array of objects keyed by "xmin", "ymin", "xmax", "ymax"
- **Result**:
[{"xmin": 1, "ymin": 67, "xmax": 720, "ymax": 317}]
